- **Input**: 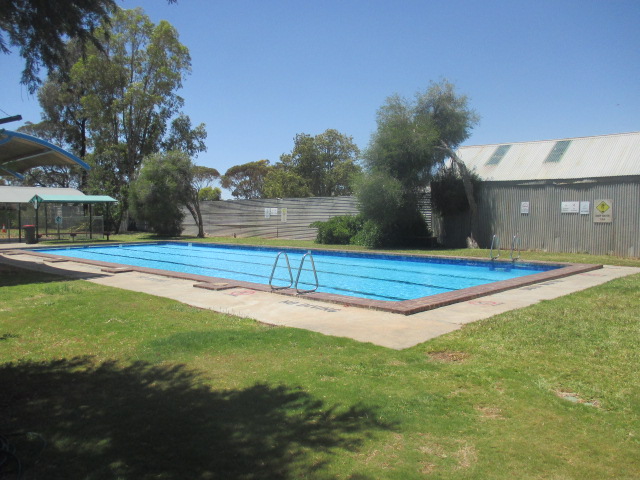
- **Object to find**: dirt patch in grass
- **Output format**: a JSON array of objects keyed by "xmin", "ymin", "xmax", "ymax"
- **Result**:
[
  {"xmin": 427, "ymin": 350, "xmax": 470, "ymax": 363},
  {"xmin": 555, "ymin": 390, "xmax": 601, "ymax": 408},
  {"xmin": 475, "ymin": 405, "xmax": 505, "ymax": 419}
]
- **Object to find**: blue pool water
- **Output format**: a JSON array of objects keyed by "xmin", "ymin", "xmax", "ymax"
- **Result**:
[{"xmin": 34, "ymin": 242, "xmax": 559, "ymax": 302}]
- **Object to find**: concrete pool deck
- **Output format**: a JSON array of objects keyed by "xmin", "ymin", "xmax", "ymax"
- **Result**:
[{"xmin": 2, "ymin": 243, "xmax": 639, "ymax": 349}]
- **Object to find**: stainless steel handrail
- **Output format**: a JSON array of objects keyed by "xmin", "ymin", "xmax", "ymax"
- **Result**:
[
  {"xmin": 295, "ymin": 251, "xmax": 319, "ymax": 294},
  {"xmin": 510, "ymin": 233, "xmax": 521, "ymax": 261},
  {"xmin": 269, "ymin": 251, "xmax": 293, "ymax": 290},
  {"xmin": 490, "ymin": 234, "xmax": 500, "ymax": 260}
]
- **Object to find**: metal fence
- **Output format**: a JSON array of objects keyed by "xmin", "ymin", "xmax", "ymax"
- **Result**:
[{"xmin": 182, "ymin": 196, "xmax": 360, "ymax": 240}]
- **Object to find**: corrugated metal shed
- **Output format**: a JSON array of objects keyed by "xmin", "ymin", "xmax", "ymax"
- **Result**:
[{"xmin": 457, "ymin": 131, "xmax": 640, "ymax": 181}]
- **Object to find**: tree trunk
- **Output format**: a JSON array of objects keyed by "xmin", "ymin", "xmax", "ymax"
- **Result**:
[{"xmin": 185, "ymin": 193, "xmax": 205, "ymax": 238}]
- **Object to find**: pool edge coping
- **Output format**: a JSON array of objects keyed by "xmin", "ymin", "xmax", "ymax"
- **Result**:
[{"xmin": 16, "ymin": 241, "xmax": 603, "ymax": 316}]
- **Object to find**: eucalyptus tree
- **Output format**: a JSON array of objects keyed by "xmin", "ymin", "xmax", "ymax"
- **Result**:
[
  {"xmin": 221, "ymin": 160, "xmax": 271, "ymax": 199},
  {"xmin": 0, "ymin": 0, "xmax": 116, "ymax": 93},
  {"xmin": 62, "ymin": 7, "xmax": 194, "ymax": 230},
  {"xmin": 279, "ymin": 129, "xmax": 361, "ymax": 197}
]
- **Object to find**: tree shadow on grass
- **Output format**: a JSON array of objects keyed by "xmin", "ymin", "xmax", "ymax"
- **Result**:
[
  {"xmin": 0, "ymin": 357, "xmax": 389, "ymax": 479},
  {"xmin": 0, "ymin": 258, "xmax": 108, "ymax": 288}
]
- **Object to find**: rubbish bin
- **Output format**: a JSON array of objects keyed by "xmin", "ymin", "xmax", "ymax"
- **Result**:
[{"xmin": 23, "ymin": 225, "xmax": 37, "ymax": 244}]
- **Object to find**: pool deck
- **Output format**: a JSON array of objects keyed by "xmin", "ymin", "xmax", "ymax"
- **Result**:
[{"xmin": 2, "ymin": 243, "xmax": 639, "ymax": 349}]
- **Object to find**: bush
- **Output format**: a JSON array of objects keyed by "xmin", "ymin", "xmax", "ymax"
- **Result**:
[
  {"xmin": 350, "ymin": 220, "xmax": 388, "ymax": 248},
  {"xmin": 311, "ymin": 215, "xmax": 363, "ymax": 245}
]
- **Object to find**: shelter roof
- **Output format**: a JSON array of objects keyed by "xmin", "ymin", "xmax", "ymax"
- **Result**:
[
  {"xmin": 31, "ymin": 193, "xmax": 117, "ymax": 205},
  {"xmin": 456, "ymin": 131, "xmax": 640, "ymax": 182},
  {"xmin": 0, "ymin": 186, "xmax": 85, "ymax": 204},
  {"xmin": 0, "ymin": 129, "xmax": 90, "ymax": 180}
]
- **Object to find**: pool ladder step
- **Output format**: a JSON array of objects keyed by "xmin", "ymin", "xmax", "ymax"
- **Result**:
[
  {"xmin": 269, "ymin": 251, "xmax": 319, "ymax": 294},
  {"xmin": 490, "ymin": 233, "xmax": 521, "ymax": 261}
]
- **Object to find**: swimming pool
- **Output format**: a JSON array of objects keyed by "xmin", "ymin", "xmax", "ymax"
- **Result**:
[{"xmin": 28, "ymin": 242, "xmax": 599, "ymax": 314}]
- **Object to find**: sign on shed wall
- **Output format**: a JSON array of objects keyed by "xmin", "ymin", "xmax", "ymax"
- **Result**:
[{"xmin": 594, "ymin": 199, "xmax": 613, "ymax": 223}]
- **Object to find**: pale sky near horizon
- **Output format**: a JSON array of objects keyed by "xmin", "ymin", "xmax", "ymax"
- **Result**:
[{"xmin": 1, "ymin": 0, "xmax": 638, "ymax": 198}]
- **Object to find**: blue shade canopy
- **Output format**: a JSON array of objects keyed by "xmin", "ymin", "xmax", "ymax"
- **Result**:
[{"xmin": 0, "ymin": 129, "xmax": 91, "ymax": 179}]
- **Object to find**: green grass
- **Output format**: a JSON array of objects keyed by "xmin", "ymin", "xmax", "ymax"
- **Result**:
[{"xmin": 1, "ymin": 241, "xmax": 639, "ymax": 479}]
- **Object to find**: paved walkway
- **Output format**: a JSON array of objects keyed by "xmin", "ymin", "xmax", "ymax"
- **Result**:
[{"xmin": 2, "ymin": 244, "xmax": 638, "ymax": 349}]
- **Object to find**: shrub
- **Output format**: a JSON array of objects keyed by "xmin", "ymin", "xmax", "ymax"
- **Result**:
[{"xmin": 311, "ymin": 215, "xmax": 363, "ymax": 245}]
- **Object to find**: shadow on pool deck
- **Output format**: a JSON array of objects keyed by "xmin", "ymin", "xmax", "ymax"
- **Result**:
[{"xmin": 2, "ymin": 244, "xmax": 639, "ymax": 349}]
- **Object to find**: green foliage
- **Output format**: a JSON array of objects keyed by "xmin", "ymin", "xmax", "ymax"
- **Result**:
[
  {"xmin": 358, "ymin": 80, "xmax": 478, "ymax": 247},
  {"xmin": 0, "ymin": 0, "xmax": 117, "ymax": 92},
  {"xmin": 129, "ymin": 151, "xmax": 192, "ymax": 236},
  {"xmin": 430, "ymin": 166, "xmax": 482, "ymax": 215},
  {"xmin": 221, "ymin": 159, "xmax": 270, "ymax": 199},
  {"xmin": 198, "ymin": 186, "xmax": 222, "ymax": 201},
  {"xmin": 263, "ymin": 168, "xmax": 311, "ymax": 199},
  {"xmin": 277, "ymin": 129, "xmax": 361, "ymax": 197},
  {"xmin": 311, "ymin": 215, "xmax": 363, "ymax": 245}
]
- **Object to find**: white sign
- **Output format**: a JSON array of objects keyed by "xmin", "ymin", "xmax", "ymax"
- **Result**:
[
  {"xmin": 270, "ymin": 207, "xmax": 278, "ymax": 215},
  {"xmin": 580, "ymin": 201, "xmax": 590, "ymax": 215},
  {"xmin": 264, "ymin": 208, "xmax": 270, "ymax": 219},
  {"xmin": 520, "ymin": 201, "xmax": 530, "ymax": 214},
  {"xmin": 594, "ymin": 199, "xmax": 613, "ymax": 223},
  {"xmin": 281, "ymin": 208, "xmax": 288, "ymax": 223},
  {"xmin": 55, "ymin": 216, "xmax": 63, "ymax": 225},
  {"xmin": 561, "ymin": 201, "xmax": 579, "ymax": 213}
]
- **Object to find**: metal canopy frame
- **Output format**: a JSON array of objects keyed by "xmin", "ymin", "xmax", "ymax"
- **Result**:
[{"xmin": 0, "ymin": 129, "xmax": 91, "ymax": 180}]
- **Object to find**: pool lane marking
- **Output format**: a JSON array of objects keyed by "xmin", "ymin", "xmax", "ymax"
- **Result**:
[{"xmin": 41, "ymin": 247, "xmax": 487, "ymax": 295}]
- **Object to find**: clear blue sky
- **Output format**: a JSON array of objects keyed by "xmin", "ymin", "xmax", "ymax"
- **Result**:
[{"xmin": 1, "ymin": 0, "xmax": 638, "ymax": 197}]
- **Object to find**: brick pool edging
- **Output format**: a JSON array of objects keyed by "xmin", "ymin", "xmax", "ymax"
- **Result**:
[{"xmin": 16, "ymin": 243, "xmax": 603, "ymax": 316}]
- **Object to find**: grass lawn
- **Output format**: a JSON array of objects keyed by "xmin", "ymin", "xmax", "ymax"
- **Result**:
[{"xmin": 1, "ymin": 236, "xmax": 639, "ymax": 479}]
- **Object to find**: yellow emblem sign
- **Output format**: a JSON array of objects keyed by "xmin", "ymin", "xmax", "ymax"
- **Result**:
[{"xmin": 596, "ymin": 201, "xmax": 610, "ymax": 213}]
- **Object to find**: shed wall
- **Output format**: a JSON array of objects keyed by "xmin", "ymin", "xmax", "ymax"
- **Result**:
[
  {"xmin": 454, "ymin": 178, "xmax": 640, "ymax": 257},
  {"xmin": 182, "ymin": 196, "xmax": 359, "ymax": 240}
]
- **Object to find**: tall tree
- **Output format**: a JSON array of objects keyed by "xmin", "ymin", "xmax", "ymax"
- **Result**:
[
  {"xmin": 221, "ymin": 160, "xmax": 271, "ymax": 199},
  {"xmin": 73, "ymin": 7, "xmax": 192, "ymax": 230},
  {"xmin": 360, "ymin": 80, "xmax": 479, "ymax": 247},
  {"xmin": 279, "ymin": 129, "xmax": 361, "ymax": 197}
]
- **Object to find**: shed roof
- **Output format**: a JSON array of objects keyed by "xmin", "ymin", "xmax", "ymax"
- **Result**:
[
  {"xmin": 0, "ymin": 129, "xmax": 91, "ymax": 180},
  {"xmin": 456, "ymin": 131, "xmax": 640, "ymax": 182},
  {"xmin": 0, "ymin": 186, "xmax": 86, "ymax": 204}
]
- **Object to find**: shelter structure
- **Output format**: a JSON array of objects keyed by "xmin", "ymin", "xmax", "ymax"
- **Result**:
[
  {"xmin": 0, "ymin": 186, "xmax": 116, "ymax": 242},
  {"xmin": 0, "ymin": 129, "xmax": 90, "ymax": 179},
  {"xmin": 441, "ymin": 131, "xmax": 640, "ymax": 257}
]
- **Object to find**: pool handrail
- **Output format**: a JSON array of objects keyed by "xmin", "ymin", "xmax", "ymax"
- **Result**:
[
  {"xmin": 269, "ymin": 251, "xmax": 294, "ymax": 290},
  {"xmin": 295, "ymin": 251, "xmax": 319, "ymax": 294},
  {"xmin": 490, "ymin": 234, "xmax": 500, "ymax": 260},
  {"xmin": 510, "ymin": 233, "xmax": 521, "ymax": 261}
]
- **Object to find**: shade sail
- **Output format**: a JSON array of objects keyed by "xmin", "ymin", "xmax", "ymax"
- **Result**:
[{"xmin": 0, "ymin": 129, "xmax": 91, "ymax": 179}]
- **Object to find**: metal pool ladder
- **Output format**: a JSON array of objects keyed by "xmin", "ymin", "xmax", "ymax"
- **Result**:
[
  {"xmin": 269, "ymin": 252, "xmax": 293, "ymax": 290},
  {"xmin": 490, "ymin": 234, "xmax": 501, "ymax": 260},
  {"xmin": 295, "ymin": 251, "xmax": 319, "ymax": 294},
  {"xmin": 510, "ymin": 233, "xmax": 521, "ymax": 261}
]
